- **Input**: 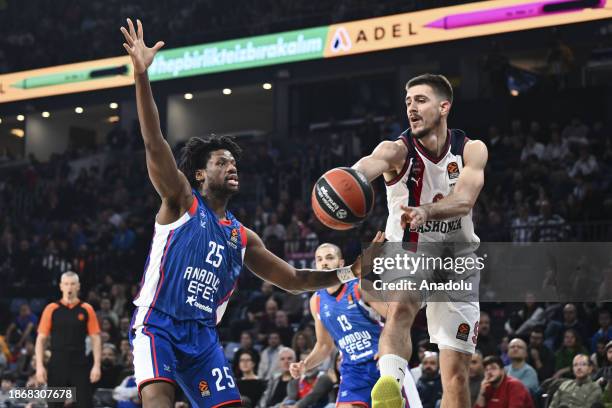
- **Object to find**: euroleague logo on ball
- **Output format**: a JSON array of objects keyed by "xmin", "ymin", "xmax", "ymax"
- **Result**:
[{"xmin": 336, "ymin": 209, "xmax": 348, "ymax": 219}]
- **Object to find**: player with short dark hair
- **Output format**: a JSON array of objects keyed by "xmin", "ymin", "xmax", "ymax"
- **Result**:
[
  {"xmin": 352, "ymin": 73, "xmax": 488, "ymax": 407},
  {"xmin": 120, "ymin": 19, "xmax": 363, "ymax": 408}
]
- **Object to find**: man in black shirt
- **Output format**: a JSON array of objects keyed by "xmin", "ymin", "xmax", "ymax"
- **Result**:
[{"xmin": 35, "ymin": 271, "xmax": 102, "ymax": 408}]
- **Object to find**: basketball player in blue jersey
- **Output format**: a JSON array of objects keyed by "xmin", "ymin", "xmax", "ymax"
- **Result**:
[
  {"xmin": 352, "ymin": 74, "xmax": 488, "ymax": 408},
  {"xmin": 289, "ymin": 242, "xmax": 422, "ymax": 408},
  {"xmin": 120, "ymin": 19, "xmax": 363, "ymax": 408}
]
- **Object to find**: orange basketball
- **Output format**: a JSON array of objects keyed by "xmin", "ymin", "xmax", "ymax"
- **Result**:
[{"xmin": 311, "ymin": 167, "xmax": 374, "ymax": 230}]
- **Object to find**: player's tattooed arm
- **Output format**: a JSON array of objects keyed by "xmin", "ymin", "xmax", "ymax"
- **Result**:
[
  {"xmin": 244, "ymin": 228, "xmax": 358, "ymax": 294},
  {"xmin": 401, "ymin": 140, "xmax": 488, "ymax": 229},
  {"xmin": 352, "ymin": 140, "xmax": 407, "ymax": 183},
  {"xmin": 121, "ymin": 18, "xmax": 191, "ymax": 210}
]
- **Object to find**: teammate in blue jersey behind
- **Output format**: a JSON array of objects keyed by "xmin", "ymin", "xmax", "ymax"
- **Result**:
[
  {"xmin": 289, "ymin": 243, "xmax": 421, "ymax": 408},
  {"xmin": 120, "ymin": 19, "xmax": 363, "ymax": 408}
]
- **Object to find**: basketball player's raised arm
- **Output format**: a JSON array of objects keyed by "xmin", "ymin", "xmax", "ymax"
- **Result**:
[
  {"xmin": 244, "ymin": 228, "xmax": 359, "ymax": 294},
  {"xmin": 290, "ymin": 295, "xmax": 336, "ymax": 378},
  {"xmin": 401, "ymin": 140, "xmax": 488, "ymax": 229},
  {"xmin": 352, "ymin": 140, "xmax": 408, "ymax": 182},
  {"xmin": 120, "ymin": 19, "xmax": 191, "ymax": 204}
]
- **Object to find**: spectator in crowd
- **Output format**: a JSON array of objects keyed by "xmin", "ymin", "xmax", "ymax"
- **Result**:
[
  {"xmin": 112, "ymin": 375, "xmax": 140, "ymax": 408},
  {"xmin": 233, "ymin": 331, "xmax": 260, "ymax": 374},
  {"xmin": 416, "ymin": 351, "xmax": 443, "ymax": 408},
  {"xmin": 258, "ymin": 347, "xmax": 295, "ymax": 408},
  {"xmin": 504, "ymin": 294, "xmax": 545, "ymax": 336},
  {"xmin": 510, "ymin": 205, "xmax": 536, "ymax": 243},
  {"xmin": 543, "ymin": 130, "xmax": 569, "ymax": 161},
  {"xmin": 505, "ymin": 338, "xmax": 539, "ymax": 394},
  {"xmin": 291, "ymin": 331, "xmax": 314, "ymax": 363},
  {"xmin": 98, "ymin": 344, "xmax": 123, "ymax": 389},
  {"xmin": 554, "ymin": 328, "xmax": 589, "ymax": 379},
  {"xmin": 235, "ymin": 350, "xmax": 267, "ymax": 408},
  {"xmin": 249, "ymin": 281, "xmax": 277, "ymax": 315},
  {"xmin": 593, "ymin": 341, "xmax": 612, "ymax": 384},
  {"xmin": 263, "ymin": 213, "xmax": 287, "ymax": 241},
  {"xmin": 535, "ymin": 200, "xmax": 568, "ymax": 242},
  {"xmin": 97, "ymin": 297, "xmax": 119, "ymax": 327},
  {"xmin": 0, "ymin": 373, "xmax": 16, "ymax": 408},
  {"xmin": 546, "ymin": 303, "xmax": 588, "ymax": 350},
  {"xmin": 592, "ymin": 309, "xmax": 612, "ymax": 353},
  {"xmin": 549, "ymin": 354, "xmax": 602, "ymax": 408},
  {"xmin": 258, "ymin": 331, "xmax": 283, "ymax": 380},
  {"xmin": 500, "ymin": 336, "xmax": 511, "ymax": 366},
  {"xmin": 474, "ymin": 355, "xmax": 535, "ymax": 408},
  {"xmin": 15, "ymin": 339, "xmax": 35, "ymax": 383},
  {"xmin": 568, "ymin": 146, "xmax": 599, "ymax": 178},
  {"xmin": 5, "ymin": 304, "xmax": 38, "ymax": 349},
  {"xmin": 111, "ymin": 285, "xmax": 129, "ymax": 318},
  {"xmin": 469, "ymin": 352, "xmax": 485, "ymax": 407},
  {"xmin": 410, "ymin": 340, "xmax": 429, "ymax": 382},
  {"xmin": 258, "ymin": 298, "xmax": 280, "ymax": 340},
  {"xmin": 520, "ymin": 135, "xmax": 545, "ymax": 161},
  {"xmin": 527, "ymin": 327, "xmax": 556, "ymax": 381},
  {"xmin": 477, "ymin": 312, "xmax": 498, "ymax": 358},
  {"xmin": 112, "ymin": 221, "xmax": 136, "ymax": 252},
  {"xmin": 274, "ymin": 310, "xmax": 294, "ymax": 347},
  {"xmin": 118, "ymin": 317, "xmax": 131, "ymax": 341},
  {"xmin": 284, "ymin": 350, "xmax": 333, "ymax": 408}
]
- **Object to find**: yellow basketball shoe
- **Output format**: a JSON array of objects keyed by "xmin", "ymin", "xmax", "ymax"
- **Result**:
[{"xmin": 371, "ymin": 375, "xmax": 405, "ymax": 408}]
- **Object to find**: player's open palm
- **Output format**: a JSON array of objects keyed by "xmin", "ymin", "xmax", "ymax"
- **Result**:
[{"xmin": 120, "ymin": 18, "xmax": 164, "ymax": 74}]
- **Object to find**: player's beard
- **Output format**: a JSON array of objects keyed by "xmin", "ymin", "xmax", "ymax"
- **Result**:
[
  {"xmin": 412, "ymin": 113, "xmax": 442, "ymax": 139},
  {"xmin": 208, "ymin": 178, "xmax": 238, "ymax": 197}
]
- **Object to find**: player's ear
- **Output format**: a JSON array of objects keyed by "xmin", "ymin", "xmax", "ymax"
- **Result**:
[
  {"xmin": 339, "ymin": 259, "xmax": 345, "ymax": 267},
  {"xmin": 195, "ymin": 169, "xmax": 206, "ymax": 182},
  {"xmin": 440, "ymin": 100, "xmax": 451, "ymax": 117}
]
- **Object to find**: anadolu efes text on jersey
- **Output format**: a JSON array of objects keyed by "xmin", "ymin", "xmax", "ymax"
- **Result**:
[
  {"xmin": 132, "ymin": 189, "xmax": 246, "ymax": 327},
  {"xmin": 385, "ymin": 128, "xmax": 480, "ymax": 247},
  {"xmin": 316, "ymin": 280, "xmax": 382, "ymax": 366}
]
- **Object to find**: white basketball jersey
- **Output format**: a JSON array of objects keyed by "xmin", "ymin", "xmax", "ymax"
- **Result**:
[{"xmin": 385, "ymin": 129, "xmax": 479, "ymax": 248}]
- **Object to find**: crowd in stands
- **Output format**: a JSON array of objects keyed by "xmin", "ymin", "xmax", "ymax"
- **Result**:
[
  {"xmin": 0, "ymin": 0, "xmax": 481, "ymax": 74},
  {"xmin": 0, "ymin": 111, "xmax": 611, "ymax": 407}
]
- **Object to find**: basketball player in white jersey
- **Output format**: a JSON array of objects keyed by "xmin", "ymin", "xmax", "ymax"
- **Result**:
[{"xmin": 352, "ymin": 74, "xmax": 487, "ymax": 408}]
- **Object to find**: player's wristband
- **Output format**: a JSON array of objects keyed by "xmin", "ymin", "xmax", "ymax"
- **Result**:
[{"xmin": 336, "ymin": 266, "xmax": 357, "ymax": 283}]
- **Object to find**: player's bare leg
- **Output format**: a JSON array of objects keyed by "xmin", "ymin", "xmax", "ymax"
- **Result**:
[
  {"xmin": 338, "ymin": 404, "xmax": 368, "ymax": 408},
  {"xmin": 372, "ymin": 300, "xmax": 420, "ymax": 408},
  {"xmin": 438, "ymin": 349, "xmax": 471, "ymax": 408},
  {"xmin": 140, "ymin": 382, "xmax": 175, "ymax": 408}
]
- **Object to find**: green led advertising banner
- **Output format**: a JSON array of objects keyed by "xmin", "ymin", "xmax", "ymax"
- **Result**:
[{"xmin": 148, "ymin": 27, "xmax": 327, "ymax": 81}]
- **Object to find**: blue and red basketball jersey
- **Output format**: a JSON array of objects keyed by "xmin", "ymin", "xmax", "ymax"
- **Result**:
[
  {"xmin": 132, "ymin": 189, "xmax": 246, "ymax": 327},
  {"xmin": 316, "ymin": 280, "xmax": 383, "ymax": 366}
]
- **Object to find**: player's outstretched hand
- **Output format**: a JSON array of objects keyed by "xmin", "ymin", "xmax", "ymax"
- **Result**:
[
  {"xmin": 289, "ymin": 361, "xmax": 305, "ymax": 379},
  {"xmin": 351, "ymin": 231, "xmax": 385, "ymax": 279},
  {"xmin": 400, "ymin": 205, "xmax": 427, "ymax": 230},
  {"xmin": 120, "ymin": 18, "xmax": 165, "ymax": 74}
]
